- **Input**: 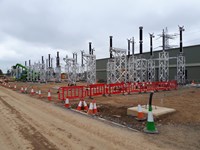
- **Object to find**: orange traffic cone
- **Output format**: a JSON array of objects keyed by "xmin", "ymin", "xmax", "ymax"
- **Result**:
[
  {"xmin": 38, "ymin": 90, "xmax": 42, "ymax": 98},
  {"xmin": 77, "ymin": 100, "xmax": 83, "ymax": 111},
  {"xmin": 93, "ymin": 100, "xmax": 98, "ymax": 115},
  {"xmin": 65, "ymin": 98, "xmax": 70, "ymax": 108},
  {"xmin": 87, "ymin": 102, "xmax": 94, "ymax": 115},
  {"xmin": 47, "ymin": 90, "xmax": 51, "ymax": 101},
  {"xmin": 21, "ymin": 86, "xmax": 24, "ymax": 93},
  {"xmin": 30, "ymin": 88, "xmax": 34, "ymax": 95},
  {"xmin": 136, "ymin": 104, "xmax": 146, "ymax": 121},
  {"xmin": 83, "ymin": 100, "xmax": 88, "ymax": 111}
]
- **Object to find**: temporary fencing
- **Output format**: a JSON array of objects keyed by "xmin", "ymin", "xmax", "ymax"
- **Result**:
[
  {"xmin": 58, "ymin": 81, "xmax": 178, "ymax": 100},
  {"xmin": 58, "ymin": 86, "xmax": 85, "ymax": 101},
  {"xmin": 87, "ymin": 83, "xmax": 106, "ymax": 98}
]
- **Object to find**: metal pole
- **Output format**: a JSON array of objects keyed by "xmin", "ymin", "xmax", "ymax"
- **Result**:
[
  {"xmin": 131, "ymin": 37, "xmax": 135, "ymax": 55},
  {"xmin": 162, "ymin": 29, "xmax": 165, "ymax": 51},
  {"xmin": 149, "ymin": 33, "xmax": 154, "ymax": 56},
  {"xmin": 139, "ymin": 26, "xmax": 143, "ymax": 55},
  {"xmin": 42, "ymin": 56, "xmax": 44, "ymax": 64},
  {"xmin": 89, "ymin": 42, "xmax": 92, "ymax": 55},
  {"xmin": 179, "ymin": 26, "xmax": 184, "ymax": 53},
  {"xmin": 127, "ymin": 39, "xmax": 130, "ymax": 57},
  {"xmin": 56, "ymin": 51, "xmax": 60, "ymax": 67},
  {"xmin": 48, "ymin": 54, "xmax": 51, "ymax": 68},
  {"xmin": 109, "ymin": 36, "xmax": 113, "ymax": 58},
  {"xmin": 81, "ymin": 51, "xmax": 84, "ymax": 66}
]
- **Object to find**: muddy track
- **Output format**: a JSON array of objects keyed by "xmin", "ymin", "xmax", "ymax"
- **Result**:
[
  {"xmin": 0, "ymin": 97, "xmax": 58, "ymax": 150},
  {"xmin": 0, "ymin": 86, "xmax": 167, "ymax": 150}
]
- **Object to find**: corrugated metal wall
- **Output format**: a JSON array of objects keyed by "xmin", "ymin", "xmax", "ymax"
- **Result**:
[{"xmin": 96, "ymin": 45, "xmax": 200, "ymax": 82}]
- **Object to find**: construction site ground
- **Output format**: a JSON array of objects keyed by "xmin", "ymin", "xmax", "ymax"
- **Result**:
[{"xmin": 0, "ymin": 81, "xmax": 200, "ymax": 150}]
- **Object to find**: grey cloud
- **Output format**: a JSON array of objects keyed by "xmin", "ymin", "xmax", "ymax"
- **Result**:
[{"xmin": 0, "ymin": 0, "xmax": 200, "ymax": 72}]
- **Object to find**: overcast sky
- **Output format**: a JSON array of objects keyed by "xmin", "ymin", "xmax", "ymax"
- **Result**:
[{"xmin": 0, "ymin": 0, "xmax": 200, "ymax": 72}]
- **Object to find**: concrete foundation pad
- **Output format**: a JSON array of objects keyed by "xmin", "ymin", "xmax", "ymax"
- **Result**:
[{"xmin": 127, "ymin": 105, "xmax": 176, "ymax": 118}]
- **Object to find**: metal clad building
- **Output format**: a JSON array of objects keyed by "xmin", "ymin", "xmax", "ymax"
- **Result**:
[{"xmin": 96, "ymin": 45, "xmax": 200, "ymax": 82}]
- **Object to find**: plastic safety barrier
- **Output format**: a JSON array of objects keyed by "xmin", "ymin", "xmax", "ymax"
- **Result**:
[
  {"xmin": 58, "ymin": 81, "xmax": 178, "ymax": 100},
  {"xmin": 86, "ymin": 84, "xmax": 106, "ymax": 98}
]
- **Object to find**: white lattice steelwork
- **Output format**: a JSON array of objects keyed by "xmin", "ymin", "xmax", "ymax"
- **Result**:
[
  {"xmin": 46, "ymin": 58, "xmax": 54, "ymax": 82},
  {"xmin": 40, "ymin": 63, "xmax": 46, "ymax": 83},
  {"xmin": 32, "ymin": 62, "xmax": 40, "ymax": 82},
  {"xmin": 79, "ymin": 65, "xmax": 85, "ymax": 80},
  {"xmin": 83, "ymin": 53, "xmax": 96, "ymax": 85},
  {"xmin": 27, "ymin": 66, "xmax": 33, "ymax": 81},
  {"xmin": 64, "ymin": 56, "xmax": 78, "ymax": 85},
  {"xmin": 159, "ymin": 51, "xmax": 169, "ymax": 81},
  {"xmin": 112, "ymin": 47, "xmax": 127, "ymax": 83},
  {"xmin": 55, "ymin": 67, "xmax": 61, "ymax": 82},
  {"xmin": 147, "ymin": 58, "xmax": 155, "ymax": 82},
  {"xmin": 128, "ymin": 55, "xmax": 137, "ymax": 82},
  {"xmin": 107, "ymin": 59, "xmax": 116, "ymax": 84},
  {"xmin": 177, "ymin": 54, "xmax": 185, "ymax": 84},
  {"xmin": 135, "ymin": 58, "xmax": 147, "ymax": 82}
]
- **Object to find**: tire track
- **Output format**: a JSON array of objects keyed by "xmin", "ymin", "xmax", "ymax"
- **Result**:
[{"xmin": 0, "ymin": 96, "xmax": 58, "ymax": 150}]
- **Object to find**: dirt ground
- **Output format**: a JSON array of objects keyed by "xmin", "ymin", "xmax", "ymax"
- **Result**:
[{"xmin": 1, "ymin": 81, "xmax": 200, "ymax": 150}]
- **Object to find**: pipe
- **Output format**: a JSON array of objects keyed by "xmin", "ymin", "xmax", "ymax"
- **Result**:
[
  {"xmin": 48, "ymin": 54, "xmax": 51, "ymax": 68},
  {"xmin": 128, "ymin": 39, "xmax": 130, "ymax": 57},
  {"xmin": 179, "ymin": 26, "xmax": 184, "ymax": 53},
  {"xmin": 132, "ymin": 37, "xmax": 135, "ymax": 55},
  {"xmin": 89, "ymin": 42, "xmax": 92, "ymax": 55},
  {"xmin": 150, "ymin": 34, "xmax": 154, "ymax": 56},
  {"xmin": 56, "ymin": 51, "xmax": 60, "ymax": 67},
  {"xmin": 162, "ymin": 29, "xmax": 165, "ymax": 50},
  {"xmin": 42, "ymin": 56, "xmax": 44, "ymax": 64},
  {"xmin": 139, "ymin": 26, "xmax": 143, "ymax": 54},
  {"xmin": 81, "ymin": 51, "xmax": 84, "ymax": 66},
  {"xmin": 148, "ymin": 92, "xmax": 154, "ymax": 111},
  {"xmin": 109, "ymin": 36, "xmax": 113, "ymax": 58}
]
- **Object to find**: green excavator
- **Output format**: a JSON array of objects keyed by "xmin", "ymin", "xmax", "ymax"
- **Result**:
[{"xmin": 14, "ymin": 63, "xmax": 28, "ymax": 81}]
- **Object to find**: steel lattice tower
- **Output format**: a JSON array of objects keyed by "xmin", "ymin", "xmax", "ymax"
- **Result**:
[
  {"xmin": 46, "ymin": 54, "xmax": 54, "ymax": 82},
  {"xmin": 55, "ymin": 52, "xmax": 61, "ymax": 82},
  {"xmin": 39, "ymin": 56, "xmax": 46, "ymax": 83},
  {"xmin": 83, "ymin": 53, "xmax": 96, "ymax": 85},
  {"xmin": 135, "ymin": 58, "xmax": 147, "ymax": 82},
  {"xmin": 177, "ymin": 54, "xmax": 185, "ymax": 84},
  {"xmin": 112, "ymin": 48, "xmax": 127, "ymax": 83},
  {"xmin": 147, "ymin": 33, "xmax": 156, "ymax": 82},
  {"xmin": 177, "ymin": 26, "xmax": 185, "ymax": 84},
  {"xmin": 159, "ymin": 51, "xmax": 169, "ymax": 81},
  {"xmin": 64, "ymin": 55, "xmax": 78, "ymax": 85},
  {"xmin": 107, "ymin": 59, "xmax": 116, "ymax": 84}
]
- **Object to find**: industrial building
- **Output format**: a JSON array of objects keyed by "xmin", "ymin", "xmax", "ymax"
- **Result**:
[{"xmin": 96, "ymin": 44, "xmax": 200, "ymax": 83}]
